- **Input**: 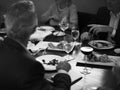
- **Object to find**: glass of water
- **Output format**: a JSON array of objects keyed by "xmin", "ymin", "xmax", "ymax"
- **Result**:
[{"xmin": 71, "ymin": 29, "xmax": 79, "ymax": 45}]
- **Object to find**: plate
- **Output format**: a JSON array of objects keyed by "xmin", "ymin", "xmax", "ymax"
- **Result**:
[
  {"xmin": 36, "ymin": 55, "xmax": 65, "ymax": 71},
  {"xmin": 37, "ymin": 26, "xmax": 55, "ymax": 31},
  {"xmin": 114, "ymin": 48, "xmax": 120, "ymax": 54},
  {"xmin": 88, "ymin": 40, "xmax": 114, "ymax": 50},
  {"xmin": 53, "ymin": 31, "xmax": 65, "ymax": 36},
  {"xmin": 48, "ymin": 42, "xmax": 64, "ymax": 51}
]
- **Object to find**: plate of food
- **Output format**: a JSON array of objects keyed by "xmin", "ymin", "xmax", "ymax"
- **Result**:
[
  {"xmin": 77, "ymin": 53, "xmax": 116, "ymax": 69},
  {"xmin": 87, "ymin": 53, "xmax": 113, "ymax": 63},
  {"xmin": 36, "ymin": 55, "xmax": 65, "ymax": 71},
  {"xmin": 48, "ymin": 42, "xmax": 65, "ymax": 51},
  {"xmin": 88, "ymin": 40, "xmax": 114, "ymax": 50}
]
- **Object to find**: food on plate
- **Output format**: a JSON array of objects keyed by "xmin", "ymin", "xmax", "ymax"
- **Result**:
[
  {"xmin": 114, "ymin": 48, "xmax": 120, "ymax": 54},
  {"xmin": 42, "ymin": 59, "xmax": 58, "ymax": 65},
  {"xmin": 95, "ymin": 42, "xmax": 103, "ymax": 48},
  {"xmin": 87, "ymin": 53, "xmax": 98, "ymax": 62},
  {"xmin": 48, "ymin": 42, "xmax": 64, "ymax": 50},
  {"xmin": 89, "ymin": 40, "xmax": 114, "ymax": 49},
  {"xmin": 56, "ymin": 42, "xmax": 64, "ymax": 49},
  {"xmin": 93, "ymin": 42, "xmax": 108, "ymax": 48},
  {"xmin": 48, "ymin": 42, "xmax": 56, "ymax": 49},
  {"xmin": 87, "ymin": 53, "xmax": 112, "ymax": 63},
  {"xmin": 98, "ymin": 54, "xmax": 112, "ymax": 63}
]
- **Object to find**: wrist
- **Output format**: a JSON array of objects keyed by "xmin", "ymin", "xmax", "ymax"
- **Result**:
[{"xmin": 57, "ymin": 69, "xmax": 68, "ymax": 74}]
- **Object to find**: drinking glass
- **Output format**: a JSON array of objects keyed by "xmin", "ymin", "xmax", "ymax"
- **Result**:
[
  {"xmin": 80, "ymin": 46, "xmax": 93, "ymax": 75},
  {"xmin": 63, "ymin": 41, "xmax": 74, "ymax": 61},
  {"xmin": 40, "ymin": 38, "xmax": 47, "ymax": 55},
  {"xmin": 71, "ymin": 29, "xmax": 79, "ymax": 45},
  {"xmin": 59, "ymin": 22, "xmax": 69, "ymax": 32},
  {"xmin": 59, "ymin": 16, "xmax": 69, "ymax": 32}
]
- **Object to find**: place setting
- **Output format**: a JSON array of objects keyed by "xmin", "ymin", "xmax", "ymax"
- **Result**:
[
  {"xmin": 88, "ymin": 40, "xmax": 114, "ymax": 50},
  {"xmin": 36, "ymin": 54, "xmax": 65, "ymax": 71}
]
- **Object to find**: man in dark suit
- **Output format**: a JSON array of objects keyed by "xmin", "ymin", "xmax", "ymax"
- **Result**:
[
  {"xmin": 0, "ymin": 0, "xmax": 71, "ymax": 90},
  {"xmin": 81, "ymin": 0, "xmax": 120, "ymax": 48}
]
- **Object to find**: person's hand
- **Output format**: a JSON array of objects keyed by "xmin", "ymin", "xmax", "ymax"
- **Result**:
[
  {"xmin": 80, "ymin": 32, "xmax": 90, "ymax": 41},
  {"xmin": 88, "ymin": 24, "xmax": 113, "ymax": 35},
  {"xmin": 56, "ymin": 61, "xmax": 71, "ymax": 72}
]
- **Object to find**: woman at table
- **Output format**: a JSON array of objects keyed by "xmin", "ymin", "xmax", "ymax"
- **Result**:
[{"xmin": 40, "ymin": 0, "xmax": 78, "ymax": 29}]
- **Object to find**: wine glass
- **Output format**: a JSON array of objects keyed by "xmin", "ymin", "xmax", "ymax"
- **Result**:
[
  {"xmin": 59, "ymin": 16, "xmax": 69, "ymax": 32},
  {"xmin": 59, "ymin": 22, "xmax": 69, "ymax": 32},
  {"xmin": 63, "ymin": 41, "xmax": 74, "ymax": 61},
  {"xmin": 71, "ymin": 29, "xmax": 79, "ymax": 45},
  {"xmin": 80, "ymin": 46, "xmax": 93, "ymax": 75}
]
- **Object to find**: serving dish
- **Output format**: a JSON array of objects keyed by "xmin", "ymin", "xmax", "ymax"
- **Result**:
[
  {"xmin": 77, "ymin": 53, "xmax": 120, "ymax": 69},
  {"xmin": 48, "ymin": 42, "xmax": 65, "ymax": 51},
  {"xmin": 88, "ymin": 40, "xmax": 114, "ymax": 50}
]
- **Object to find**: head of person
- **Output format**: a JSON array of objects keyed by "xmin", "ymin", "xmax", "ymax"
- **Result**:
[
  {"xmin": 4, "ymin": 0, "xmax": 38, "ymax": 46},
  {"xmin": 106, "ymin": 0, "xmax": 120, "ymax": 14}
]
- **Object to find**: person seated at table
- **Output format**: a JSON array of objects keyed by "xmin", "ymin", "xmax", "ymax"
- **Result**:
[
  {"xmin": 81, "ymin": 0, "xmax": 120, "ymax": 48},
  {"xmin": 40, "ymin": 0, "xmax": 78, "ymax": 29},
  {"xmin": 0, "ymin": 0, "xmax": 71, "ymax": 90}
]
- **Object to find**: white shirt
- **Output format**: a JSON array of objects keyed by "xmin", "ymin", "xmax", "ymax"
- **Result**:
[{"xmin": 109, "ymin": 12, "xmax": 120, "ymax": 37}]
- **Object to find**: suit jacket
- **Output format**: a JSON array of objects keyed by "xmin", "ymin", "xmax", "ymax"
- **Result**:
[
  {"xmin": 88, "ymin": 7, "xmax": 120, "ymax": 47},
  {"xmin": 0, "ymin": 37, "xmax": 71, "ymax": 90}
]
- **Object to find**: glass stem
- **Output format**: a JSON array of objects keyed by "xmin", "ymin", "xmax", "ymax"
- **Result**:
[{"xmin": 74, "ymin": 39, "xmax": 77, "ymax": 46}]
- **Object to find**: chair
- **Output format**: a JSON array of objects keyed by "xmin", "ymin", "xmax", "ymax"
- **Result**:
[{"xmin": 77, "ymin": 12, "xmax": 95, "ymax": 35}]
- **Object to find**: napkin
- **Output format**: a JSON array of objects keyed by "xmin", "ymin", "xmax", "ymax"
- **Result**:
[{"xmin": 30, "ymin": 30, "xmax": 52, "ymax": 41}]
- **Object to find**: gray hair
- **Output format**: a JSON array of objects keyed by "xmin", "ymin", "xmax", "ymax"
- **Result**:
[{"xmin": 5, "ymin": 0, "xmax": 38, "ymax": 42}]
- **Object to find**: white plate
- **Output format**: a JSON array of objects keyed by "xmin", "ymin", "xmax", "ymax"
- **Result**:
[
  {"xmin": 37, "ymin": 26, "xmax": 55, "ymax": 31},
  {"xmin": 36, "ymin": 55, "xmax": 65, "ymax": 71},
  {"xmin": 88, "ymin": 40, "xmax": 114, "ymax": 50},
  {"xmin": 53, "ymin": 31, "xmax": 65, "ymax": 36}
]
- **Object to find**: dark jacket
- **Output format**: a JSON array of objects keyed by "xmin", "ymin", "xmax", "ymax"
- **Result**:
[{"xmin": 0, "ymin": 37, "xmax": 71, "ymax": 90}]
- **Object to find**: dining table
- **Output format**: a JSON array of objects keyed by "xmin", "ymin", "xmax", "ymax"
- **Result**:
[{"xmin": 28, "ymin": 26, "xmax": 120, "ymax": 90}]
